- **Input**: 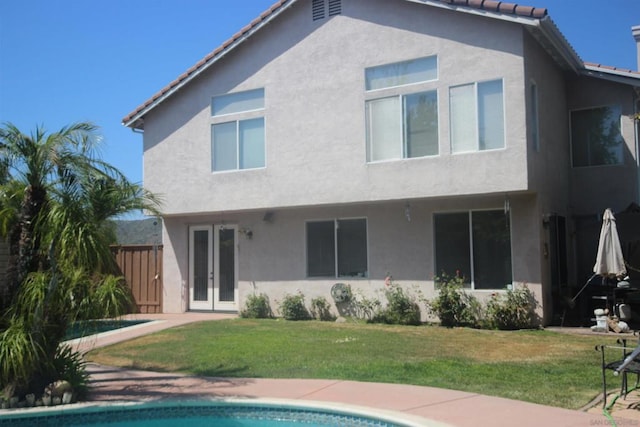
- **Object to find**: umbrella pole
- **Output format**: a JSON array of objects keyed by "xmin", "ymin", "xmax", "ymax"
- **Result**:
[{"xmin": 560, "ymin": 273, "xmax": 598, "ymax": 327}]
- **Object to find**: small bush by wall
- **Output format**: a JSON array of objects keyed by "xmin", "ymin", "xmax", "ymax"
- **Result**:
[
  {"xmin": 429, "ymin": 275, "xmax": 482, "ymax": 327},
  {"xmin": 373, "ymin": 284, "xmax": 421, "ymax": 326},
  {"xmin": 279, "ymin": 292, "xmax": 311, "ymax": 321},
  {"xmin": 485, "ymin": 286, "xmax": 538, "ymax": 330},
  {"xmin": 310, "ymin": 297, "xmax": 335, "ymax": 321},
  {"xmin": 240, "ymin": 293, "xmax": 272, "ymax": 319}
]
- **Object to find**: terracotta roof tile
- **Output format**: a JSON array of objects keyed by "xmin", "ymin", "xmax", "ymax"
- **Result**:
[
  {"xmin": 584, "ymin": 62, "xmax": 640, "ymax": 76},
  {"xmin": 122, "ymin": 0, "xmax": 549, "ymax": 128}
]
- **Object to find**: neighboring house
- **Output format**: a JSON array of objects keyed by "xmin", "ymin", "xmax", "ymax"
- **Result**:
[{"xmin": 123, "ymin": 0, "xmax": 640, "ymax": 324}]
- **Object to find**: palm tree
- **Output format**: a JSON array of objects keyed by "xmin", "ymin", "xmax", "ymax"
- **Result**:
[
  {"xmin": 0, "ymin": 122, "xmax": 98, "ymax": 310},
  {"xmin": 0, "ymin": 122, "xmax": 160, "ymax": 399}
]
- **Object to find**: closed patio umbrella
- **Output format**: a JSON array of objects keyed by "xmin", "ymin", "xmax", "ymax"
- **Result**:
[
  {"xmin": 564, "ymin": 209, "xmax": 627, "ymax": 326},
  {"xmin": 593, "ymin": 208, "xmax": 627, "ymax": 278}
]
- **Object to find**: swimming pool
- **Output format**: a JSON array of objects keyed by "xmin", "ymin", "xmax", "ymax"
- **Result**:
[
  {"xmin": 64, "ymin": 319, "xmax": 152, "ymax": 341},
  {"xmin": 0, "ymin": 400, "xmax": 435, "ymax": 427}
]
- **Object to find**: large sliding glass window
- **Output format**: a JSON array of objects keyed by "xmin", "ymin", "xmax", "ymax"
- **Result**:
[
  {"xmin": 450, "ymin": 79, "xmax": 505, "ymax": 153},
  {"xmin": 570, "ymin": 105, "xmax": 623, "ymax": 167},
  {"xmin": 434, "ymin": 210, "xmax": 512, "ymax": 290},
  {"xmin": 306, "ymin": 218, "xmax": 368, "ymax": 278},
  {"xmin": 211, "ymin": 89, "xmax": 265, "ymax": 172},
  {"xmin": 365, "ymin": 56, "xmax": 438, "ymax": 162}
]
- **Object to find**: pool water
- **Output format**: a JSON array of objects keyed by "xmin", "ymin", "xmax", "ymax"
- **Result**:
[
  {"xmin": 64, "ymin": 319, "xmax": 150, "ymax": 341},
  {"xmin": 0, "ymin": 401, "xmax": 413, "ymax": 427}
]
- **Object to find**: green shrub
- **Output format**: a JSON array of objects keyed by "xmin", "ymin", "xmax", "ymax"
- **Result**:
[
  {"xmin": 279, "ymin": 293, "xmax": 311, "ymax": 321},
  {"xmin": 0, "ymin": 320, "xmax": 44, "ymax": 394},
  {"xmin": 310, "ymin": 297, "xmax": 335, "ymax": 321},
  {"xmin": 429, "ymin": 274, "xmax": 481, "ymax": 327},
  {"xmin": 485, "ymin": 286, "xmax": 537, "ymax": 330},
  {"xmin": 350, "ymin": 291, "xmax": 382, "ymax": 321},
  {"xmin": 91, "ymin": 275, "xmax": 134, "ymax": 319},
  {"xmin": 240, "ymin": 293, "xmax": 272, "ymax": 319},
  {"xmin": 51, "ymin": 345, "xmax": 89, "ymax": 400},
  {"xmin": 373, "ymin": 284, "xmax": 421, "ymax": 325}
]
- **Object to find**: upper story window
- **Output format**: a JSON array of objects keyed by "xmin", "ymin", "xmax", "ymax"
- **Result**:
[
  {"xmin": 306, "ymin": 218, "xmax": 368, "ymax": 278},
  {"xmin": 450, "ymin": 79, "xmax": 504, "ymax": 153},
  {"xmin": 365, "ymin": 56, "xmax": 439, "ymax": 162},
  {"xmin": 211, "ymin": 89, "xmax": 265, "ymax": 172},
  {"xmin": 570, "ymin": 105, "xmax": 623, "ymax": 167}
]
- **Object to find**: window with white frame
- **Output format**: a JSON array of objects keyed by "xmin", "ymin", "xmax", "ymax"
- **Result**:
[
  {"xmin": 211, "ymin": 88, "xmax": 265, "ymax": 172},
  {"xmin": 365, "ymin": 56, "xmax": 439, "ymax": 162},
  {"xmin": 449, "ymin": 79, "xmax": 505, "ymax": 153},
  {"xmin": 306, "ymin": 218, "xmax": 368, "ymax": 278},
  {"xmin": 434, "ymin": 210, "xmax": 512, "ymax": 290},
  {"xmin": 570, "ymin": 105, "xmax": 623, "ymax": 167}
]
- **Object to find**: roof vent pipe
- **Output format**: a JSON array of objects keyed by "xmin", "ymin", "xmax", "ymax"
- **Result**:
[{"xmin": 633, "ymin": 25, "xmax": 640, "ymax": 71}]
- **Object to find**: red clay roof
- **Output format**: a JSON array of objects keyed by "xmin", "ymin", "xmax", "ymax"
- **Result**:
[
  {"xmin": 584, "ymin": 62, "xmax": 640, "ymax": 76},
  {"xmin": 122, "ymin": 0, "xmax": 550, "ymax": 128}
]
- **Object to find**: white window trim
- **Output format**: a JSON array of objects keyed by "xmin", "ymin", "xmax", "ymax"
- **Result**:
[
  {"xmin": 305, "ymin": 217, "xmax": 369, "ymax": 279},
  {"xmin": 365, "ymin": 55, "xmax": 438, "ymax": 92},
  {"xmin": 210, "ymin": 88, "xmax": 266, "ymax": 173},
  {"xmin": 449, "ymin": 78, "xmax": 506, "ymax": 154},
  {"xmin": 433, "ymin": 208, "xmax": 513, "ymax": 291},
  {"xmin": 365, "ymin": 91, "xmax": 440, "ymax": 163}
]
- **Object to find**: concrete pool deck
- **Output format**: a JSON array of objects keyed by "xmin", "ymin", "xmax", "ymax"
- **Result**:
[{"xmin": 69, "ymin": 313, "xmax": 640, "ymax": 426}]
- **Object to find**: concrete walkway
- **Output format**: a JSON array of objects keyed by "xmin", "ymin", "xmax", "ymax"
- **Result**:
[{"xmin": 66, "ymin": 313, "xmax": 640, "ymax": 426}]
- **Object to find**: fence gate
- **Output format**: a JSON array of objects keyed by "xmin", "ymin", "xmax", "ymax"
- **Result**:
[{"xmin": 112, "ymin": 245, "xmax": 163, "ymax": 314}]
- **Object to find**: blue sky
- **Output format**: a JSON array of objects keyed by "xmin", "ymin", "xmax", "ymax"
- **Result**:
[{"xmin": 1, "ymin": 0, "xmax": 638, "ymax": 214}]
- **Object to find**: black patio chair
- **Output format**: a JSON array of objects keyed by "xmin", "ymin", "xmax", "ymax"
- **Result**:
[{"xmin": 596, "ymin": 337, "xmax": 640, "ymax": 408}]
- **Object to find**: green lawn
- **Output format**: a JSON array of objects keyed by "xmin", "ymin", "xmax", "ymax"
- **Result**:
[{"xmin": 86, "ymin": 319, "xmax": 619, "ymax": 410}]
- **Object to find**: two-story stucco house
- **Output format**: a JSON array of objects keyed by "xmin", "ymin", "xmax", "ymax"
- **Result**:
[{"xmin": 123, "ymin": 0, "xmax": 640, "ymax": 325}]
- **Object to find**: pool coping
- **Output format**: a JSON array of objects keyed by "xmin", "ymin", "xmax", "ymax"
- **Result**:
[
  {"xmin": 0, "ymin": 397, "xmax": 444, "ymax": 427},
  {"xmin": 63, "ymin": 320, "xmax": 166, "ymax": 347}
]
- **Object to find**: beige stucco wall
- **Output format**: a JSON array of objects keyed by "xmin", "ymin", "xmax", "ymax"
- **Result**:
[
  {"xmin": 566, "ymin": 77, "xmax": 639, "ymax": 216},
  {"xmin": 160, "ymin": 195, "xmax": 544, "ymax": 323},
  {"xmin": 142, "ymin": 0, "xmax": 531, "ymax": 216},
  {"xmin": 140, "ymin": 1, "xmax": 640, "ymax": 325}
]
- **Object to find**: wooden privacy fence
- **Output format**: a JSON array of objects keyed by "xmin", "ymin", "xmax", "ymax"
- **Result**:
[{"xmin": 111, "ymin": 245, "xmax": 163, "ymax": 314}]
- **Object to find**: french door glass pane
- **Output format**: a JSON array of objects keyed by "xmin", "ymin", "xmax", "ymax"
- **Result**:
[
  {"xmin": 219, "ymin": 228, "xmax": 235, "ymax": 302},
  {"xmin": 405, "ymin": 91, "xmax": 438, "ymax": 158},
  {"xmin": 450, "ymin": 84, "xmax": 477, "ymax": 153},
  {"xmin": 434, "ymin": 212, "xmax": 471, "ymax": 287},
  {"xmin": 212, "ymin": 122, "xmax": 237, "ymax": 171},
  {"xmin": 337, "ymin": 219, "xmax": 367, "ymax": 277},
  {"xmin": 239, "ymin": 118, "xmax": 265, "ymax": 169},
  {"xmin": 472, "ymin": 210, "xmax": 512, "ymax": 290},
  {"xmin": 307, "ymin": 221, "xmax": 335, "ymax": 277},
  {"xmin": 367, "ymin": 97, "xmax": 401, "ymax": 161},
  {"xmin": 478, "ymin": 80, "xmax": 504, "ymax": 150},
  {"xmin": 193, "ymin": 230, "xmax": 209, "ymax": 301}
]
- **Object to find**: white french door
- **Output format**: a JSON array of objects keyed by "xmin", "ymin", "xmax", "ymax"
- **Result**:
[
  {"xmin": 189, "ymin": 225, "xmax": 238, "ymax": 311},
  {"xmin": 214, "ymin": 225, "xmax": 238, "ymax": 311},
  {"xmin": 189, "ymin": 225, "xmax": 213, "ymax": 310}
]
